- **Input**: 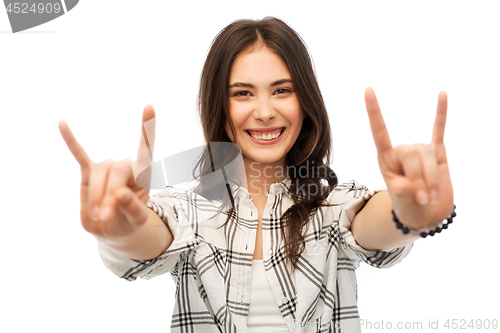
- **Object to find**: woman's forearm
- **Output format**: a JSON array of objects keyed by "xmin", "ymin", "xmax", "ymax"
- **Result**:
[{"xmin": 351, "ymin": 190, "xmax": 420, "ymax": 251}]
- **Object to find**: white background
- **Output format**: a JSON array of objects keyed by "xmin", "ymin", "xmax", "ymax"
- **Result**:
[{"xmin": 1, "ymin": 1, "xmax": 499, "ymax": 332}]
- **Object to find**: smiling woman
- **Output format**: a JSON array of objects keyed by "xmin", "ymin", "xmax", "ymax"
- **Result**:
[
  {"xmin": 59, "ymin": 16, "xmax": 455, "ymax": 333},
  {"xmin": 198, "ymin": 18, "xmax": 343, "ymax": 271}
]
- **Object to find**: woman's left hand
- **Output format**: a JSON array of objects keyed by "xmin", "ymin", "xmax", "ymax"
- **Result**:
[{"xmin": 364, "ymin": 87, "xmax": 454, "ymax": 230}]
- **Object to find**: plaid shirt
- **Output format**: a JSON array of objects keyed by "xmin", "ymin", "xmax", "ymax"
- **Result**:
[{"xmin": 98, "ymin": 179, "xmax": 412, "ymax": 333}]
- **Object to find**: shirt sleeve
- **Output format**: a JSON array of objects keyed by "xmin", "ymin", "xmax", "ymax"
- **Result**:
[
  {"xmin": 332, "ymin": 179, "xmax": 413, "ymax": 269},
  {"xmin": 97, "ymin": 186, "xmax": 200, "ymax": 281}
]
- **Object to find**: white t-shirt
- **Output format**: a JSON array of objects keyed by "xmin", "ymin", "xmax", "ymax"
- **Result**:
[{"xmin": 247, "ymin": 260, "xmax": 289, "ymax": 332}]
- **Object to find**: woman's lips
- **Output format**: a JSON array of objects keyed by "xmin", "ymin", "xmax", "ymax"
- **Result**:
[{"xmin": 245, "ymin": 127, "xmax": 285, "ymax": 145}]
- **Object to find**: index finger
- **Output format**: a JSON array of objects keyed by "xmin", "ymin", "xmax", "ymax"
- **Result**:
[
  {"xmin": 136, "ymin": 104, "xmax": 156, "ymax": 166},
  {"xmin": 58, "ymin": 120, "xmax": 93, "ymax": 170},
  {"xmin": 364, "ymin": 87, "xmax": 393, "ymax": 152},
  {"xmin": 432, "ymin": 91, "xmax": 448, "ymax": 145}
]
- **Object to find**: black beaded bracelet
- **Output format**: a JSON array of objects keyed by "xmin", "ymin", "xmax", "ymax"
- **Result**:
[{"xmin": 392, "ymin": 205, "xmax": 456, "ymax": 238}]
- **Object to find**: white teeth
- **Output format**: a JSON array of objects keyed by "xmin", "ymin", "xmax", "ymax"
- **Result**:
[{"xmin": 249, "ymin": 130, "xmax": 282, "ymax": 140}]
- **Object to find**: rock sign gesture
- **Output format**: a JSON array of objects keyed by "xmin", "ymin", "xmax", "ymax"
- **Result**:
[
  {"xmin": 364, "ymin": 87, "xmax": 454, "ymax": 230},
  {"xmin": 58, "ymin": 106, "xmax": 157, "ymax": 243}
]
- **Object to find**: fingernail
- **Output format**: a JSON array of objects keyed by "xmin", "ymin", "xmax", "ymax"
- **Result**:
[
  {"xmin": 92, "ymin": 206, "xmax": 100, "ymax": 221},
  {"xmin": 430, "ymin": 190, "xmax": 439, "ymax": 204},
  {"xmin": 99, "ymin": 206, "xmax": 111, "ymax": 220},
  {"xmin": 416, "ymin": 190, "xmax": 428, "ymax": 205}
]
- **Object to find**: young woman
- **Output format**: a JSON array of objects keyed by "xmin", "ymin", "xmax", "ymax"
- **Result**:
[{"xmin": 58, "ymin": 17, "xmax": 455, "ymax": 333}]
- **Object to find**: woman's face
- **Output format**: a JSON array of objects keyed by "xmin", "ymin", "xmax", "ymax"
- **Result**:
[{"xmin": 226, "ymin": 45, "xmax": 304, "ymax": 167}]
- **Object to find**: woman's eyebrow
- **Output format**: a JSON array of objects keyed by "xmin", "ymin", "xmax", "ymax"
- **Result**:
[
  {"xmin": 228, "ymin": 82, "xmax": 254, "ymax": 89},
  {"xmin": 270, "ymin": 78, "xmax": 293, "ymax": 87},
  {"xmin": 228, "ymin": 78, "xmax": 293, "ymax": 89}
]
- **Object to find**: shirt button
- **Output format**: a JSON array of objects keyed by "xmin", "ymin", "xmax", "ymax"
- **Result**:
[
  {"xmin": 282, "ymin": 297, "xmax": 288, "ymax": 304},
  {"xmin": 269, "ymin": 211, "xmax": 274, "ymax": 216},
  {"xmin": 268, "ymin": 249, "xmax": 273, "ymax": 255}
]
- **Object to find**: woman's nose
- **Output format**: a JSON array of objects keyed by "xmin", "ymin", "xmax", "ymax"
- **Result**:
[{"xmin": 254, "ymin": 98, "xmax": 276, "ymax": 122}]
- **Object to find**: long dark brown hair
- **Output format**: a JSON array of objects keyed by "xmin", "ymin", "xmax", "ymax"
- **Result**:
[{"xmin": 196, "ymin": 17, "xmax": 338, "ymax": 270}]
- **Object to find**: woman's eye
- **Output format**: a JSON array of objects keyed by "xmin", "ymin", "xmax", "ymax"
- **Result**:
[
  {"xmin": 275, "ymin": 88, "xmax": 291, "ymax": 95},
  {"xmin": 234, "ymin": 91, "xmax": 251, "ymax": 97}
]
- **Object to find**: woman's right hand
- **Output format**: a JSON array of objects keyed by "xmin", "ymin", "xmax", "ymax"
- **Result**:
[{"xmin": 58, "ymin": 105, "xmax": 158, "ymax": 244}]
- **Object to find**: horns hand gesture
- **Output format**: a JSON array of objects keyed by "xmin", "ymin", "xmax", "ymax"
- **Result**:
[
  {"xmin": 364, "ymin": 88, "xmax": 454, "ymax": 230},
  {"xmin": 58, "ymin": 105, "xmax": 157, "ymax": 242}
]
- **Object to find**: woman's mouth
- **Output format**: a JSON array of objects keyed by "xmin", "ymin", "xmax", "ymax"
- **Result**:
[{"xmin": 245, "ymin": 127, "xmax": 285, "ymax": 144}]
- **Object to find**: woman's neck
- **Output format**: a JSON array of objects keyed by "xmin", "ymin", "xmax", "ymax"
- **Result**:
[{"xmin": 243, "ymin": 156, "xmax": 287, "ymax": 198}]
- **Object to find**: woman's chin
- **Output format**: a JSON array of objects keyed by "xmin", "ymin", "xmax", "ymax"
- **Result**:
[{"xmin": 244, "ymin": 153, "xmax": 286, "ymax": 166}]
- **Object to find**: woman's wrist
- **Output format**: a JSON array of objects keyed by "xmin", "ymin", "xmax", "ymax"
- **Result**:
[{"xmin": 392, "ymin": 204, "xmax": 457, "ymax": 238}]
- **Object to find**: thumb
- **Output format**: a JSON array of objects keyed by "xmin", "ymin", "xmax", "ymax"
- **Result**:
[
  {"xmin": 116, "ymin": 188, "xmax": 148, "ymax": 227},
  {"xmin": 387, "ymin": 176, "xmax": 416, "ymax": 209}
]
